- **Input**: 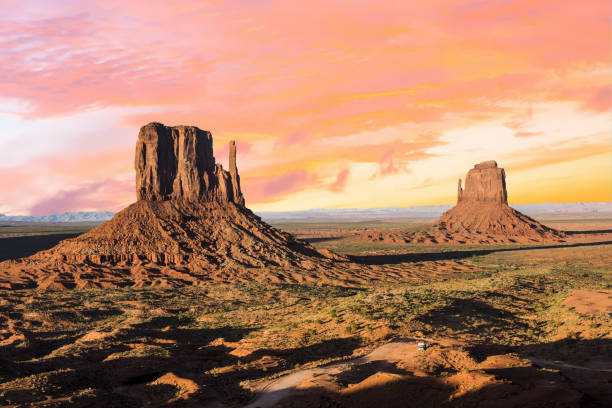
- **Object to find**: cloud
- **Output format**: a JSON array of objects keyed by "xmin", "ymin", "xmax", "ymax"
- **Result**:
[
  {"xmin": 505, "ymin": 132, "xmax": 611, "ymax": 172},
  {"xmin": 369, "ymin": 139, "xmax": 424, "ymax": 180},
  {"xmin": 3, "ymin": 0, "xmax": 608, "ymax": 129},
  {"xmin": 0, "ymin": 10, "xmax": 209, "ymax": 118},
  {"xmin": 503, "ymin": 107, "xmax": 534, "ymax": 131},
  {"xmin": 242, "ymin": 170, "xmax": 313, "ymax": 203},
  {"xmin": 581, "ymin": 85, "xmax": 612, "ymax": 113},
  {"xmin": 0, "ymin": 146, "xmax": 135, "ymax": 215},
  {"xmin": 374, "ymin": 150, "xmax": 409, "ymax": 178},
  {"xmin": 329, "ymin": 169, "xmax": 350, "ymax": 193},
  {"xmin": 0, "ymin": 0, "xmax": 609, "ymax": 212},
  {"xmin": 274, "ymin": 131, "xmax": 309, "ymax": 150},
  {"xmin": 514, "ymin": 131, "xmax": 542, "ymax": 138},
  {"xmin": 28, "ymin": 178, "xmax": 133, "ymax": 215}
]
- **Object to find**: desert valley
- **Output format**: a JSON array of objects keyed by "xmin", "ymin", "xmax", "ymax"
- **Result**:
[
  {"xmin": 2, "ymin": 2, "xmax": 611, "ymax": 407},
  {"xmin": 1, "ymin": 123, "xmax": 611, "ymax": 407}
]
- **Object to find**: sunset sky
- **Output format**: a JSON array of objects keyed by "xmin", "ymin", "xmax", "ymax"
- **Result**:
[{"xmin": 1, "ymin": 0, "xmax": 610, "ymax": 216}]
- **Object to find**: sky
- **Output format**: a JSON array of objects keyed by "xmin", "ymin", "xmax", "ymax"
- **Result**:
[{"xmin": 0, "ymin": 0, "xmax": 610, "ymax": 216}]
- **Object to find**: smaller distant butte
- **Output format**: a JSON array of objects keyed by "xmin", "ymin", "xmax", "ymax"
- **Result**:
[{"xmin": 363, "ymin": 160, "xmax": 565, "ymax": 245}]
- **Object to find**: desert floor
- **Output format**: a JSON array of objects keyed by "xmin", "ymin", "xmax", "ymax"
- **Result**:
[{"xmin": 0, "ymin": 214, "xmax": 611, "ymax": 407}]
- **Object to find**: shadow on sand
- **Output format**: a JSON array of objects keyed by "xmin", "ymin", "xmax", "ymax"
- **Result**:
[
  {"xmin": 2, "ymin": 293, "xmax": 611, "ymax": 407},
  {"xmin": 349, "ymin": 240, "xmax": 612, "ymax": 265},
  {"xmin": 301, "ymin": 236, "xmax": 345, "ymax": 243},
  {"xmin": 0, "ymin": 319, "xmax": 362, "ymax": 407},
  {"xmin": 244, "ymin": 338, "xmax": 612, "ymax": 408},
  {"xmin": 0, "ymin": 233, "xmax": 82, "ymax": 262},
  {"xmin": 565, "ymin": 229, "xmax": 612, "ymax": 235}
]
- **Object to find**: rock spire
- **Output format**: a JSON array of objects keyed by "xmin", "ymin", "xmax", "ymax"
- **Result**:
[{"xmin": 229, "ymin": 141, "xmax": 245, "ymax": 206}]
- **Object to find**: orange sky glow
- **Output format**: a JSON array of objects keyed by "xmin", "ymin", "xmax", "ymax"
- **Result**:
[{"xmin": 0, "ymin": 0, "xmax": 610, "ymax": 215}]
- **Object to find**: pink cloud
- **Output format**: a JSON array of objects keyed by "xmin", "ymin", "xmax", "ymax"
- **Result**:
[
  {"xmin": 28, "ymin": 178, "xmax": 134, "ymax": 215},
  {"xmin": 581, "ymin": 85, "xmax": 612, "ymax": 113},
  {"xmin": 329, "ymin": 169, "xmax": 350, "ymax": 193},
  {"xmin": 274, "ymin": 131, "xmax": 309, "ymax": 150},
  {"xmin": 0, "ymin": 147, "xmax": 134, "ymax": 215},
  {"xmin": 0, "ymin": 0, "xmax": 609, "ymax": 212},
  {"xmin": 262, "ymin": 171, "xmax": 310, "ymax": 196},
  {"xmin": 503, "ymin": 107, "xmax": 534, "ymax": 131},
  {"xmin": 514, "ymin": 131, "xmax": 543, "ymax": 138},
  {"xmin": 3, "ymin": 0, "xmax": 608, "ymax": 124},
  {"xmin": 243, "ymin": 170, "xmax": 312, "ymax": 203},
  {"xmin": 370, "ymin": 140, "xmax": 414, "ymax": 179}
]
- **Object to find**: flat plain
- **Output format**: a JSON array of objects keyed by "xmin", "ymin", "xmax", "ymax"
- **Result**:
[{"xmin": 1, "ymin": 214, "xmax": 611, "ymax": 407}]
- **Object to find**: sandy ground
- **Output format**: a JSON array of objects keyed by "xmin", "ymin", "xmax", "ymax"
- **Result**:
[
  {"xmin": 244, "ymin": 339, "xmax": 425, "ymax": 408},
  {"xmin": 563, "ymin": 289, "xmax": 612, "ymax": 315},
  {"xmin": 244, "ymin": 337, "xmax": 612, "ymax": 408},
  {"xmin": 0, "ymin": 215, "xmax": 611, "ymax": 407}
]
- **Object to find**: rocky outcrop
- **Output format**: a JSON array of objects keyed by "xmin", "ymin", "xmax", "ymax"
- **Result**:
[
  {"xmin": 364, "ymin": 160, "xmax": 565, "ymax": 245},
  {"xmin": 458, "ymin": 160, "xmax": 507, "ymax": 204},
  {"xmin": 0, "ymin": 122, "xmax": 344, "ymax": 290},
  {"xmin": 434, "ymin": 160, "xmax": 561, "ymax": 242},
  {"xmin": 135, "ymin": 122, "xmax": 244, "ymax": 205},
  {"xmin": 229, "ymin": 141, "xmax": 245, "ymax": 206},
  {"xmin": 457, "ymin": 179, "xmax": 463, "ymax": 202}
]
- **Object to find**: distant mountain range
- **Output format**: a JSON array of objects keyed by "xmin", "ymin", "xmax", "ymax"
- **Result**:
[
  {"xmin": 258, "ymin": 202, "xmax": 612, "ymax": 221},
  {"xmin": 1, "ymin": 202, "xmax": 610, "ymax": 223},
  {"xmin": 258, "ymin": 205, "xmax": 454, "ymax": 221},
  {"xmin": 0, "ymin": 211, "xmax": 116, "ymax": 223}
]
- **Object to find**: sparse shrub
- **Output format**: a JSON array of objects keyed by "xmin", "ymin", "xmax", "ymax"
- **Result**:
[
  {"xmin": 345, "ymin": 321, "xmax": 359, "ymax": 334},
  {"xmin": 300, "ymin": 328, "xmax": 317, "ymax": 344}
]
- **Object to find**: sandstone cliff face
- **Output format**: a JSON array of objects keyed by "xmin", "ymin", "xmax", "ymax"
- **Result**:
[
  {"xmin": 457, "ymin": 160, "xmax": 507, "ymax": 204},
  {"xmin": 135, "ymin": 122, "xmax": 244, "ymax": 206}
]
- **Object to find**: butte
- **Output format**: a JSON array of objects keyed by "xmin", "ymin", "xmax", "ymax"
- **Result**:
[
  {"xmin": 364, "ymin": 160, "xmax": 565, "ymax": 245},
  {"xmin": 0, "ymin": 123, "xmax": 343, "ymax": 290}
]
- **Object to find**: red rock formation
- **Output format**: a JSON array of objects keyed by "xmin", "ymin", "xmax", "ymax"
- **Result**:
[
  {"xmin": 458, "ymin": 160, "xmax": 507, "ymax": 204},
  {"xmin": 457, "ymin": 179, "xmax": 463, "ymax": 202},
  {"xmin": 364, "ymin": 160, "xmax": 565, "ymax": 245},
  {"xmin": 229, "ymin": 141, "xmax": 245, "ymax": 206},
  {"xmin": 0, "ymin": 123, "xmax": 343, "ymax": 290},
  {"xmin": 135, "ymin": 123, "xmax": 244, "ymax": 205}
]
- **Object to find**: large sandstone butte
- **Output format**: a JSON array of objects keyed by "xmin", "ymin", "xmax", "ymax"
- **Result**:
[
  {"xmin": 135, "ymin": 123, "xmax": 244, "ymax": 205},
  {"xmin": 456, "ymin": 160, "xmax": 507, "ymax": 205},
  {"xmin": 364, "ymin": 161, "xmax": 565, "ymax": 245},
  {"xmin": 0, "ymin": 123, "xmax": 343, "ymax": 290}
]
